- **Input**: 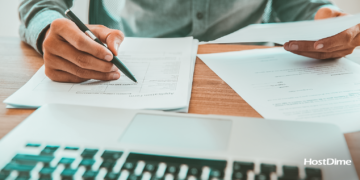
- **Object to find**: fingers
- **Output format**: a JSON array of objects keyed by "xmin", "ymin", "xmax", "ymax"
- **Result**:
[
  {"xmin": 314, "ymin": 25, "xmax": 360, "ymax": 50},
  {"xmin": 43, "ymin": 18, "xmax": 126, "ymax": 82},
  {"xmin": 284, "ymin": 41, "xmax": 318, "ymax": 52},
  {"xmin": 290, "ymin": 48, "xmax": 354, "ymax": 60},
  {"xmin": 284, "ymin": 23, "xmax": 360, "ymax": 60},
  {"xmin": 47, "ymin": 39, "xmax": 117, "ymax": 73},
  {"xmin": 284, "ymin": 25, "xmax": 360, "ymax": 52},
  {"xmin": 89, "ymin": 25, "xmax": 125, "ymax": 56},
  {"xmin": 284, "ymin": 39, "xmax": 352, "ymax": 53},
  {"xmin": 284, "ymin": 41, "xmax": 343, "ymax": 53},
  {"xmin": 45, "ymin": 67, "xmax": 88, "ymax": 83},
  {"xmin": 315, "ymin": 7, "xmax": 347, "ymax": 20},
  {"xmin": 44, "ymin": 54, "xmax": 121, "ymax": 81},
  {"xmin": 50, "ymin": 18, "xmax": 114, "ymax": 61}
]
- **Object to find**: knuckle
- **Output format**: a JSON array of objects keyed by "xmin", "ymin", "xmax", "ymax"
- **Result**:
[
  {"xmin": 95, "ymin": 25, "xmax": 107, "ymax": 29},
  {"xmin": 50, "ymin": 19, "xmax": 62, "ymax": 29},
  {"xmin": 73, "ymin": 37, "xmax": 86, "ymax": 49},
  {"xmin": 75, "ymin": 68, "xmax": 87, "ymax": 78},
  {"xmin": 51, "ymin": 18, "xmax": 68, "ymax": 31},
  {"xmin": 75, "ymin": 55, "xmax": 90, "ymax": 68},
  {"xmin": 102, "ymin": 63, "xmax": 114, "ymax": 72},
  {"xmin": 343, "ymin": 31, "xmax": 353, "ymax": 43},
  {"xmin": 43, "ymin": 54, "xmax": 57, "ymax": 69},
  {"xmin": 95, "ymin": 46, "xmax": 107, "ymax": 58},
  {"xmin": 104, "ymin": 72, "xmax": 114, "ymax": 80},
  {"xmin": 325, "ymin": 39, "xmax": 334, "ymax": 48},
  {"xmin": 114, "ymin": 30, "xmax": 124, "ymax": 38},
  {"xmin": 42, "ymin": 37, "xmax": 54, "ymax": 50}
]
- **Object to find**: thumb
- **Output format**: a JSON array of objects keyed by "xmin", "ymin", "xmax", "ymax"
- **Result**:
[
  {"xmin": 315, "ymin": 7, "xmax": 347, "ymax": 20},
  {"xmin": 88, "ymin": 25, "xmax": 125, "ymax": 56}
]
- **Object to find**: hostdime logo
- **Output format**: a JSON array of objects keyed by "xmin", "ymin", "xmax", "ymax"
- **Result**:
[{"xmin": 304, "ymin": 158, "xmax": 352, "ymax": 165}]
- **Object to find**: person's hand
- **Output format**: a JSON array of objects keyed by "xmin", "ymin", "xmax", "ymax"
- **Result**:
[
  {"xmin": 42, "ymin": 18, "xmax": 124, "ymax": 83},
  {"xmin": 284, "ymin": 7, "xmax": 360, "ymax": 60}
]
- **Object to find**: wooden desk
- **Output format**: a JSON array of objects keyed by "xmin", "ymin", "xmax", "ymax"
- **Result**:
[{"xmin": 0, "ymin": 37, "xmax": 359, "ymax": 176}]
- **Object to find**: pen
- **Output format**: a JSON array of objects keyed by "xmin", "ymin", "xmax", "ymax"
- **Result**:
[{"xmin": 65, "ymin": 9, "xmax": 137, "ymax": 83}]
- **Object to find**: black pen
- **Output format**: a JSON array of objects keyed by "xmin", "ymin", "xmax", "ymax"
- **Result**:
[{"xmin": 65, "ymin": 9, "xmax": 137, "ymax": 83}]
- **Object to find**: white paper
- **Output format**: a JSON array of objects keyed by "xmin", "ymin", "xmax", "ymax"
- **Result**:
[
  {"xmin": 170, "ymin": 39, "xmax": 199, "ymax": 112},
  {"xmin": 5, "ymin": 37, "xmax": 196, "ymax": 110},
  {"xmin": 345, "ymin": 48, "xmax": 360, "ymax": 65},
  {"xmin": 205, "ymin": 13, "xmax": 360, "ymax": 44},
  {"xmin": 198, "ymin": 48, "xmax": 360, "ymax": 133},
  {"xmin": 5, "ymin": 105, "xmax": 37, "ymax": 109}
]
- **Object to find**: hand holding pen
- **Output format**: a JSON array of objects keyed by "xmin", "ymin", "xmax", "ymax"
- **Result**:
[{"xmin": 41, "ymin": 10, "xmax": 136, "ymax": 83}]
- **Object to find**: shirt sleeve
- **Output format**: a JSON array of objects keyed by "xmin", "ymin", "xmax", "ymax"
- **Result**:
[
  {"xmin": 269, "ymin": 0, "xmax": 341, "ymax": 22},
  {"xmin": 19, "ymin": 0, "xmax": 74, "ymax": 54}
]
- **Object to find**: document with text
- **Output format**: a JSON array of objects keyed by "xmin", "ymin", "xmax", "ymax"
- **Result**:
[
  {"xmin": 198, "ymin": 48, "xmax": 360, "ymax": 133},
  {"xmin": 5, "ymin": 37, "xmax": 197, "ymax": 111},
  {"xmin": 205, "ymin": 13, "xmax": 360, "ymax": 45}
]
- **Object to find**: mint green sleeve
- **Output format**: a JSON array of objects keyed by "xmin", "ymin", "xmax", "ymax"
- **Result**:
[
  {"xmin": 270, "ymin": 0, "xmax": 341, "ymax": 22},
  {"xmin": 19, "ymin": 0, "xmax": 74, "ymax": 54}
]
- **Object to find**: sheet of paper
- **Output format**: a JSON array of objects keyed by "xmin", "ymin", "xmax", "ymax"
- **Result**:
[
  {"xmin": 5, "ymin": 39, "xmax": 199, "ymax": 112},
  {"xmin": 346, "ymin": 48, "xmax": 360, "ymax": 65},
  {"xmin": 198, "ymin": 48, "xmax": 360, "ymax": 133},
  {"xmin": 204, "ymin": 13, "xmax": 360, "ymax": 44},
  {"xmin": 171, "ymin": 39, "xmax": 199, "ymax": 112},
  {"xmin": 5, "ymin": 37, "xmax": 195, "ymax": 110}
]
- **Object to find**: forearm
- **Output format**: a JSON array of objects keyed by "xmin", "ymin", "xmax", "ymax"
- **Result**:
[
  {"xmin": 19, "ymin": 0, "xmax": 73, "ymax": 54},
  {"xmin": 271, "ymin": 0, "xmax": 340, "ymax": 22}
]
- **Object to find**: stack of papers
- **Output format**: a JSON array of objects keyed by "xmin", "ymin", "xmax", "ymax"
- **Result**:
[
  {"xmin": 205, "ymin": 13, "xmax": 360, "ymax": 44},
  {"xmin": 4, "ymin": 37, "xmax": 198, "ymax": 112},
  {"xmin": 198, "ymin": 48, "xmax": 360, "ymax": 133}
]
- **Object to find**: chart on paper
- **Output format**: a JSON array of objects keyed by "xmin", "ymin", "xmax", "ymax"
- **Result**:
[{"xmin": 33, "ymin": 52, "xmax": 183, "ymax": 95}]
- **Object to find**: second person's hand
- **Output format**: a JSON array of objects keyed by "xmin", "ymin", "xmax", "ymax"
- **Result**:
[
  {"xmin": 42, "ymin": 18, "xmax": 124, "ymax": 83},
  {"xmin": 284, "ymin": 7, "xmax": 360, "ymax": 60}
]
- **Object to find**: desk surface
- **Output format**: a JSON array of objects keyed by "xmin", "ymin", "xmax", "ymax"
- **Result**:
[{"xmin": 0, "ymin": 37, "xmax": 359, "ymax": 176}]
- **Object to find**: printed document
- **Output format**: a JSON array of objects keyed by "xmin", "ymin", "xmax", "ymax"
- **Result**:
[
  {"xmin": 198, "ymin": 48, "xmax": 360, "ymax": 133},
  {"xmin": 205, "ymin": 13, "xmax": 360, "ymax": 44},
  {"xmin": 5, "ymin": 37, "xmax": 197, "ymax": 111}
]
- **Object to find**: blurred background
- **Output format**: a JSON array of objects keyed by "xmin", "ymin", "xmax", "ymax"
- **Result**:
[{"xmin": 0, "ymin": 0, "xmax": 359, "ymax": 38}]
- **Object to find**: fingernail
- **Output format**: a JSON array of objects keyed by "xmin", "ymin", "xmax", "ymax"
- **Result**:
[
  {"xmin": 290, "ymin": 44, "xmax": 298, "ymax": 50},
  {"xmin": 316, "ymin": 44, "xmax": 324, "ymax": 50},
  {"xmin": 284, "ymin": 43, "xmax": 290, "ymax": 50},
  {"xmin": 112, "ymin": 73, "xmax": 120, "ymax": 80},
  {"xmin": 105, "ymin": 54, "xmax": 113, "ymax": 61},
  {"xmin": 115, "ymin": 41, "xmax": 120, "ymax": 52},
  {"xmin": 111, "ymin": 65, "xmax": 118, "ymax": 71}
]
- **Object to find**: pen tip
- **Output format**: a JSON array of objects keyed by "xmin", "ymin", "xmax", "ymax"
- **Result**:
[{"xmin": 126, "ymin": 75, "xmax": 137, "ymax": 83}]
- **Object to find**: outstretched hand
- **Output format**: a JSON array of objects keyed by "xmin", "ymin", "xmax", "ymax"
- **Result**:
[{"xmin": 284, "ymin": 7, "xmax": 360, "ymax": 59}]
